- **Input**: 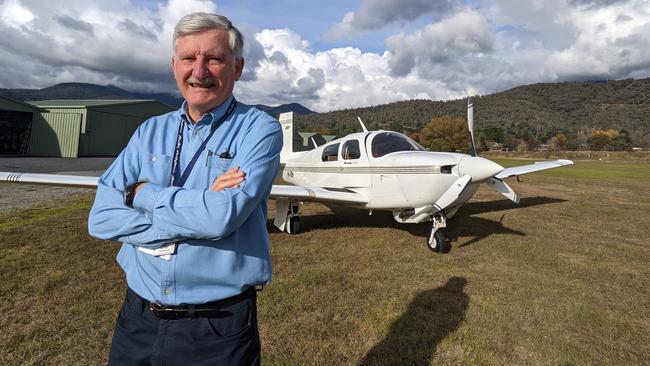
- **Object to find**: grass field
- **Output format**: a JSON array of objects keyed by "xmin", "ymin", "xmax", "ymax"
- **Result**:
[{"xmin": 1, "ymin": 157, "xmax": 649, "ymax": 365}]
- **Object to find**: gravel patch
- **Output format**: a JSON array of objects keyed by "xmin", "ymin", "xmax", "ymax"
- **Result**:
[
  {"xmin": 0, "ymin": 184, "xmax": 95, "ymax": 215},
  {"xmin": 0, "ymin": 157, "xmax": 114, "ymax": 215}
]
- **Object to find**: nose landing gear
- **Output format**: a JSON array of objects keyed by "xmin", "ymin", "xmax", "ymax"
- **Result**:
[{"xmin": 427, "ymin": 213, "xmax": 450, "ymax": 253}]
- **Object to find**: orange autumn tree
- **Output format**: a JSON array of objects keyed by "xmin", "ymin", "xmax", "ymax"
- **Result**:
[{"xmin": 414, "ymin": 116, "xmax": 470, "ymax": 152}]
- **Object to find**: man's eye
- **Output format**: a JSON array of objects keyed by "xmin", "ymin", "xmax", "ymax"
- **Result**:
[{"xmin": 208, "ymin": 58, "xmax": 223, "ymax": 64}]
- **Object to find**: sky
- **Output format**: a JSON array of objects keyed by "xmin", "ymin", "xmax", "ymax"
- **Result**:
[{"xmin": 1, "ymin": 0, "xmax": 649, "ymax": 112}]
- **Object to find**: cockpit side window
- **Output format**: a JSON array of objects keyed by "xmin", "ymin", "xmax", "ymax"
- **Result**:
[
  {"xmin": 371, "ymin": 132, "xmax": 424, "ymax": 158},
  {"xmin": 342, "ymin": 140, "xmax": 361, "ymax": 160},
  {"xmin": 321, "ymin": 143, "xmax": 340, "ymax": 162}
]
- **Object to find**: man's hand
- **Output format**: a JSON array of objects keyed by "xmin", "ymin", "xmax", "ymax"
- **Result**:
[
  {"xmin": 210, "ymin": 167, "xmax": 246, "ymax": 192},
  {"xmin": 134, "ymin": 182, "xmax": 147, "ymax": 196}
]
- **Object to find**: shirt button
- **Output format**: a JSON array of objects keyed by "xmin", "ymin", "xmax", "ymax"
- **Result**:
[
  {"xmin": 164, "ymin": 288, "xmax": 172, "ymax": 295},
  {"xmin": 151, "ymin": 156, "xmax": 157, "ymax": 162}
]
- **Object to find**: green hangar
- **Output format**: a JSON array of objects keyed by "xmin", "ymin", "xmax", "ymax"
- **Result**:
[
  {"xmin": 0, "ymin": 95, "xmax": 46, "ymax": 156},
  {"xmin": 0, "ymin": 96, "xmax": 174, "ymax": 157}
]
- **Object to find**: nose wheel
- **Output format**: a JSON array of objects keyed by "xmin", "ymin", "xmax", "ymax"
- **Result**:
[{"xmin": 427, "ymin": 213, "xmax": 451, "ymax": 253}]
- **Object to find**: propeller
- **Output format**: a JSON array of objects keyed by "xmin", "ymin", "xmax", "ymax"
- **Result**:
[
  {"xmin": 357, "ymin": 116, "xmax": 368, "ymax": 132},
  {"xmin": 433, "ymin": 175, "xmax": 472, "ymax": 212},
  {"xmin": 467, "ymin": 99, "xmax": 477, "ymax": 157},
  {"xmin": 463, "ymin": 100, "xmax": 519, "ymax": 203}
]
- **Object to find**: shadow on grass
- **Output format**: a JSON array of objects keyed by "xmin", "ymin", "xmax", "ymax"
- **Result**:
[
  {"xmin": 358, "ymin": 277, "xmax": 469, "ymax": 365},
  {"xmin": 269, "ymin": 196, "xmax": 565, "ymax": 249}
]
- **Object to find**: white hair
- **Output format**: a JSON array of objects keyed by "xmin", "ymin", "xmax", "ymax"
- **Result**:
[{"xmin": 173, "ymin": 12, "xmax": 244, "ymax": 60}]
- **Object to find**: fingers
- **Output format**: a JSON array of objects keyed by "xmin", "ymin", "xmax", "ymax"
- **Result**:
[
  {"xmin": 134, "ymin": 182, "xmax": 147, "ymax": 196},
  {"xmin": 209, "ymin": 166, "xmax": 246, "ymax": 192}
]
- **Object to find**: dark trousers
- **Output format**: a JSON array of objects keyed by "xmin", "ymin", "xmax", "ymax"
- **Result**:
[{"xmin": 108, "ymin": 288, "xmax": 260, "ymax": 366}]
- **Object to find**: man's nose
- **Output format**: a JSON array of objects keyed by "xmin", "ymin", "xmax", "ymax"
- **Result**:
[{"xmin": 192, "ymin": 59, "xmax": 210, "ymax": 79}]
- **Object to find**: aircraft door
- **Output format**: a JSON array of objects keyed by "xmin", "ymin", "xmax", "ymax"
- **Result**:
[{"xmin": 338, "ymin": 138, "xmax": 371, "ymax": 188}]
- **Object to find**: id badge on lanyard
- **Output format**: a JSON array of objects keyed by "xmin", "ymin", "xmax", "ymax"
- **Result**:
[
  {"xmin": 137, "ymin": 98, "xmax": 237, "ymax": 260},
  {"xmin": 169, "ymin": 98, "xmax": 237, "ymax": 188}
]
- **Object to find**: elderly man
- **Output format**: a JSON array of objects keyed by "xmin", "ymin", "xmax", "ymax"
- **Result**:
[{"xmin": 88, "ymin": 12, "xmax": 282, "ymax": 365}]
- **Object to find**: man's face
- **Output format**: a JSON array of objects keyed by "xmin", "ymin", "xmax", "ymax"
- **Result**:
[{"xmin": 172, "ymin": 28, "xmax": 244, "ymax": 122}]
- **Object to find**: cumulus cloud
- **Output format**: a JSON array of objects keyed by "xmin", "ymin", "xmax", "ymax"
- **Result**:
[
  {"xmin": 386, "ymin": 9, "xmax": 493, "ymax": 76},
  {"xmin": 328, "ymin": 0, "xmax": 457, "ymax": 38},
  {"xmin": 1, "ymin": 0, "xmax": 650, "ymax": 113},
  {"xmin": 235, "ymin": 28, "xmax": 454, "ymax": 111},
  {"xmin": 56, "ymin": 15, "xmax": 94, "ymax": 35},
  {"xmin": 568, "ymin": 0, "xmax": 630, "ymax": 8},
  {"xmin": 0, "ymin": 0, "xmax": 215, "ymax": 92},
  {"xmin": 0, "ymin": 0, "xmax": 35, "ymax": 28}
]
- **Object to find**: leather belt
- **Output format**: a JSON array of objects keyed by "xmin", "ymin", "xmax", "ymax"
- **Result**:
[{"xmin": 143, "ymin": 286, "xmax": 258, "ymax": 319}]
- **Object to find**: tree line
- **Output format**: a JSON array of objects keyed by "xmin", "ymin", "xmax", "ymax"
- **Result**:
[{"xmin": 294, "ymin": 78, "xmax": 650, "ymax": 150}]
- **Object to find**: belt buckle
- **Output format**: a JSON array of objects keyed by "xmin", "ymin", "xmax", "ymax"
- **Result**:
[
  {"xmin": 149, "ymin": 302, "xmax": 167, "ymax": 312},
  {"xmin": 149, "ymin": 302, "xmax": 185, "ymax": 319}
]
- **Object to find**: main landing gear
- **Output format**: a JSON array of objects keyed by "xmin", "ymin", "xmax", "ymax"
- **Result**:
[
  {"xmin": 273, "ymin": 198, "xmax": 303, "ymax": 234},
  {"xmin": 427, "ymin": 213, "xmax": 451, "ymax": 253},
  {"xmin": 287, "ymin": 203, "xmax": 301, "ymax": 234}
]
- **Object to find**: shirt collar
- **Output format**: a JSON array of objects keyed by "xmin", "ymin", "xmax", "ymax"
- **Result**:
[{"xmin": 180, "ymin": 95, "xmax": 236, "ymax": 128}]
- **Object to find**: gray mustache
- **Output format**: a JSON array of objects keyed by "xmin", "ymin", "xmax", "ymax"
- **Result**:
[{"xmin": 187, "ymin": 78, "xmax": 215, "ymax": 87}]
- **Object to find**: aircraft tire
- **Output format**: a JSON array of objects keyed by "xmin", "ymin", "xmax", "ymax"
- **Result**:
[
  {"xmin": 427, "ymin": 230, "xmax": 450, "ymax": 253},
  {"xmin": 289, "ymin": 216, "xmax": 301, "ymax": 234}
]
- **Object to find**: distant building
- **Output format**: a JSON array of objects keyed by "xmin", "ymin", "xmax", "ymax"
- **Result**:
[
  {"xmin": 322, "ymin": 135, "xmax": 336, "ymax": 143},
  {"xmin": 297, "ymin": 132, "xmax": 326, "ymax": 150},
  {"xmin": 26, "ymin": 99, "xmax": 173, "ymax": 157},
  {"xmin": 0, "ymin": 95, "xmax": 46, "ymax": 155},
  {"xmin": 488, "ymin": 142, "xmax": 504, "ymax": 151}
]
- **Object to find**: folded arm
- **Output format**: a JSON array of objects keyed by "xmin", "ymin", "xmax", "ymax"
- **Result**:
[{"xmin": 88, "ymin": 120, "xmax": 282, "ymax": 247}]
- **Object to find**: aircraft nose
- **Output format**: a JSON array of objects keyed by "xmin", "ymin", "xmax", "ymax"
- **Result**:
[{"xmin": 458, "ymin": 156, "xmax": 504, "ymax": 182}]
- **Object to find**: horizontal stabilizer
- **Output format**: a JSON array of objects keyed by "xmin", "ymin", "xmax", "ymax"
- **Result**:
[
  {"xmin": 271, "ymin": 185, "xmax": 368, "ymax": 204},
  {"xmin": 495, "ymin": 159, "xmax": 573, "ymax": 180}
]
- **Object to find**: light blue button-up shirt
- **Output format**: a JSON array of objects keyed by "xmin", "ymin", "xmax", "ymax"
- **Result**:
[{"xmin": 88, "ymin": 96, "xmax": 282, "ymax": 305}]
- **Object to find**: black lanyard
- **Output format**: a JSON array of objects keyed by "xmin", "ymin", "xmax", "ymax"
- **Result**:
[{"xmin": 169, "ymin": 98, "xmax": 237, "ymax": 187}]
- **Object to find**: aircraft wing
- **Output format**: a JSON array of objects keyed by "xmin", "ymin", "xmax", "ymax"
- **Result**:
[
  {"xmin": 0, "ymin": 172, "xmax": 98, "ymax": 187},
  {"xmin": 494, "ymin": 159, "xmax": 573, "ymax": 180},
  {"xmin": 0, "ymin": 172, "xmax": 368, "ymax": 205},
  {"xmin": 271, "ymin": 185, "xmax": 368, "ymax": 204}
]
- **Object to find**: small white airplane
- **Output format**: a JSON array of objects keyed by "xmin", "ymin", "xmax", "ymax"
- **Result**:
[{"xmin": 0, "ymin": 101, "xmax": 572, "ymax": 253}]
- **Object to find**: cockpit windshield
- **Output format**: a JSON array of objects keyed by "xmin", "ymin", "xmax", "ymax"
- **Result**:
[{"xmin": 371, "ymin": 132, "xmax": 425, "ymax": 158}]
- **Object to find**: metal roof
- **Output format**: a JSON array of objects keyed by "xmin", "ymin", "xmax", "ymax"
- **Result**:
[{"xmin": 0, "ymin": 95, "xmax": 47, "ymax": 113}]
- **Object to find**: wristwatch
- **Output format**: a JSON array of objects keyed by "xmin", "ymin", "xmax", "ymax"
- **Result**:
[{"xmin": 123, "ymin": 183, "xmax": 138, "ymax": 208}]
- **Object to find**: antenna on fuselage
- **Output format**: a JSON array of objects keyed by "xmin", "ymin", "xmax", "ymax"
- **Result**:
[
  {"xmin": 357, "ymin": 116, "xmax": 368, "ymax": 132},
  {"xmin": 467, "ymin": 99, "xmax": 478, "ymax": 157}
]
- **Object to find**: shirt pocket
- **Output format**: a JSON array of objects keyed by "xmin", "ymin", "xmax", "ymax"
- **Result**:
[
  {"xmin": 139, "ymin": 152, "xmax": 172, "ymax": 186},
  {"xmin": 208, "ymin": 156, "xmax": 233, "ymax": 186}
]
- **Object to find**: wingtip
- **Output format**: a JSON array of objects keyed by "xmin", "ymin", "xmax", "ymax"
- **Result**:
[{"xmin": 557, "ymin": 159, "xmax": 574, "ymax": 165}]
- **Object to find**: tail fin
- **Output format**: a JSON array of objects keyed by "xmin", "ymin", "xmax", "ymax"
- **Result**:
[{"xmin": 279, "ymin": 112, "xmax": 294, "ymax": 164}]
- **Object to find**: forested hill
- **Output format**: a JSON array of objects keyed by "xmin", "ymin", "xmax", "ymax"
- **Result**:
[{"xmin": 295, "ymin": 78, "xmax": 650, "ymax": 146}]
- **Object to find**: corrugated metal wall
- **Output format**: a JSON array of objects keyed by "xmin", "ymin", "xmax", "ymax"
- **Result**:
[
  {"xmin": 28, "ymin": 113, "xmax": 82, "ymax": 157},
  {"xmin": 82, "ymin": 103, "xmax": 173, "ymax": 156},
  {"xmin": 25, "ymin": 101, "xmax": 173, "ymax": 157}
]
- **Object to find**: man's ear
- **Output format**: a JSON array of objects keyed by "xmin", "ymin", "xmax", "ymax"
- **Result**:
[{"xmin": 235, "ymin": 58, "xmax": 244, "ymax": 81}]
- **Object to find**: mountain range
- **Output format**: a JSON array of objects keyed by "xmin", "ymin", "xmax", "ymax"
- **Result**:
[
  {"xmin": 2, "ymin": 79, "xmax": 649, "ymax": 146},
  {"xmin": 294, "ymin": 78, "xmax": 650, "ymax": 147},
  {"xmin": 0, "ymin": 83, "xmax": 316, "ymax": 116}
]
